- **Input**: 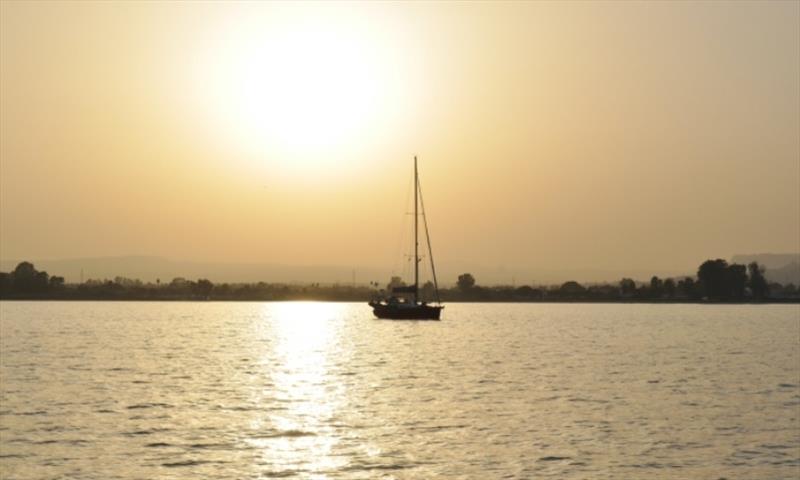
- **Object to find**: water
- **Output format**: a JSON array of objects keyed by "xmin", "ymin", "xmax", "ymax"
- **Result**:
[{"xmin": 1, "ymin": 302, "xmax": 798, "ymax": 479}]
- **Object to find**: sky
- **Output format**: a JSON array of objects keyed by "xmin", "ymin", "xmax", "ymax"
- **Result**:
[{"xmin": 1, "ymin": 1, "xmax": 798, "ymax": 283}]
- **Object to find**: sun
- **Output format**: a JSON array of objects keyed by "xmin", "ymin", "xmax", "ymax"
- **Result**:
[
  {"xmin": 197, "ymin": 10, "xmax": 393, "ymax": 164},
  {"xmin": 228, "ymin": 25, "xmax": 379, "ymax": 153}
]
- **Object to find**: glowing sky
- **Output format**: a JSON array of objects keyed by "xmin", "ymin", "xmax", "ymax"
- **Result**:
[{"xmin": 1, "ymin": 1, "xmax": 798, "ymax": 278}]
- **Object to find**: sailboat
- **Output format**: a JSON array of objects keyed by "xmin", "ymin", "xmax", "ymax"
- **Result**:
[{"xmin": 369, "ymin": 156, "xmax": 444, "ymax": 320}]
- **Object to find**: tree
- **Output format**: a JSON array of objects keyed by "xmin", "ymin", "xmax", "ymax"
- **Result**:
[
  {"xmin": 114, "ymin": 276, "xmax": 142, "ymax": 287},
  {"xmin": 559, "ymin": 281, "xmax": 586, "ymax": 297},
  {"xmin": 677, "ymin": 277, "xmax": 697, "ymax": 299},
  {"xmin": 9, "ymin": 262, "xmax": 51, "ymax": 293},
  {"xmin": 456, "ymin": 273, "xmax": 475, "ymax": 291},
  {"xmin": 387, "ymin": 276, "xmax": 406, "ymax": 291},
  {"xmin": 698, "ymin": 259, "xmax": 729, "ymax": 299},
  {"xmin": 421, "ymin": 280, "xmax": 435, "ymax": 299},
  {"xmin": 34, "ymin": 271, "xmax": 49, "ymax": 291},
  {"xmin": 650, "ymin": 276, "xmax": 663, "ymax": 298},
  {"xmin": 748, "ymin": 262, "xmax": 769, "ymax": 300},
  {"xmin": 12, "ymin": 261, "xmax": 38, "ymax": 292},
  {"xmin": 0, "ymin": 272, "xmax": 10, "ymax": 296},
  {"xmin": 49, "ymin": 276, "xmax": 65, "ymax": 289},
  {"xmin": 697, "ymin": 259, "xmax": 747, "ymax": 300},
  {"xmin": 726, "ymin": 264, "xmax": 747, "ymax": 300},
  {"xmin": 663, "ymin": 278, "xmax": 676, "ymax": 298},
  {"xmin": 619, "ymin": 278, "xmax": 636, "ymax": 296},
  {"xmin": 193, "ymin": 279, "xmax": 214, "ymax": 299},
  {"xmin": 515, "ymin": 285, "xmax": 542, "ymax": 300},
  {"xmin": 13, "ymin": 261, "xmax": 36, "ymax": 277}
]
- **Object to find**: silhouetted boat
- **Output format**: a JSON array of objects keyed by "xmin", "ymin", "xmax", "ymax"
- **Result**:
[{"xmin": 369, "ymin": 157, "xmax": 444, "ymax": 320}]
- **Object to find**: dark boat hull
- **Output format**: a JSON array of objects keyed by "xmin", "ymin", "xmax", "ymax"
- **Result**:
[{"xmin": 369, "ymin": 301, "xmax": 443, "ymax": 320}]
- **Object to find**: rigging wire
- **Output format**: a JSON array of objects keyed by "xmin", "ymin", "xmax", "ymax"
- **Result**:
[
  {"xmin": 390, "ymin": 171, "xmax": 414, "ymax": 285},
  {"xmin": 417, "ymin": 174, "xmax": 441, "ymax": 304}
]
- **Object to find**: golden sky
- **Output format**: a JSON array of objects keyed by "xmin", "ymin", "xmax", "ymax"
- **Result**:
[{"xmin": 1, "ymin": 1, "xmax": 798, "ymax": 278}]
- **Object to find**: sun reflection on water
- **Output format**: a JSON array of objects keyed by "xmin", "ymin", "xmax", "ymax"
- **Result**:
[{"xmin": 252, "ymin": 302, "xmax": 349, "ymax": 478}]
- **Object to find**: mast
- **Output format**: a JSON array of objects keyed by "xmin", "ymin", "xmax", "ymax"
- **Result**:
[{"xmin": 414, "ymin": 156, "xmax": 419, "ymax": 303}]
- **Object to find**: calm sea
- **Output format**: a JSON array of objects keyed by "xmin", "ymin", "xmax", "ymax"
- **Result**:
[{"xmin": 1, "ymin": 302, "xmax": 798, "ymax": 479}]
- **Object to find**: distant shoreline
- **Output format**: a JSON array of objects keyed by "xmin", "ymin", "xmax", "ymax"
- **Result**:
[
  {"xmin": 3, "ymin": 260, "xmax": 799, "ymax": 304},
  {"xmin": 1, "ymin": 297, "xmax": 798, "ymax": 305}
]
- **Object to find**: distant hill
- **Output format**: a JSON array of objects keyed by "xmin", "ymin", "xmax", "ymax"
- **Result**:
[{"xmin": 732, "ymin": 253, "xmax": 800, "ymax": 285}]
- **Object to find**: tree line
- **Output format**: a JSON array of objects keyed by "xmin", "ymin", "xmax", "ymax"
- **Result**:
[
  {"xmin": 0, "ymin": 262, "xmax": 372, "ymax": 301},
  {"xmin": 434, "ymin": 259, "xmax": 791, "ymax": 302},
  {"xmin": 0, "ymin": 259, "xmax": 797, "ymax": 302}
]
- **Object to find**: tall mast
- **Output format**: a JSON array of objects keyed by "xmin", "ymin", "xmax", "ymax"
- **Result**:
[{"xmin": 414, "ymin": 156, "xmax": 419, "ymax": 303}]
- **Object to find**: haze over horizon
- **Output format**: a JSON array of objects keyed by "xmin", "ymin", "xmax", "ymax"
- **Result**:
[
  {"xmin": 2, "ymin": 2, "xmax": 799, "ymax": 279},
  {"xmin": 2, "ymin": 253, "xmax": 799, "ymax": 288}
]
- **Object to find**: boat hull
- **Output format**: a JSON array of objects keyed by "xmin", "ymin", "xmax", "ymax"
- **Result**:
[{"xmin": 369, "ymin": 301, "xmax": 443, "ymax": 320}]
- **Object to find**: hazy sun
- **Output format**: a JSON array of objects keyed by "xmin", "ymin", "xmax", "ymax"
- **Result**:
[{"xmin": 198, "ymin": 10, "xmax": 394, "ymax": 163}]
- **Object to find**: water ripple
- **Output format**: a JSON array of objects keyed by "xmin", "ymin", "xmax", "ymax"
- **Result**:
[{"xmin": 0, "ymin": 302, "xmax": 797, "ymax": 479}]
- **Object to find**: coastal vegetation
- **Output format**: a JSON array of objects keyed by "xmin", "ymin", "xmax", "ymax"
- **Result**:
[{"xmin": 0, "ymin": 260, "xmax": 797, "ymax": 302}]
